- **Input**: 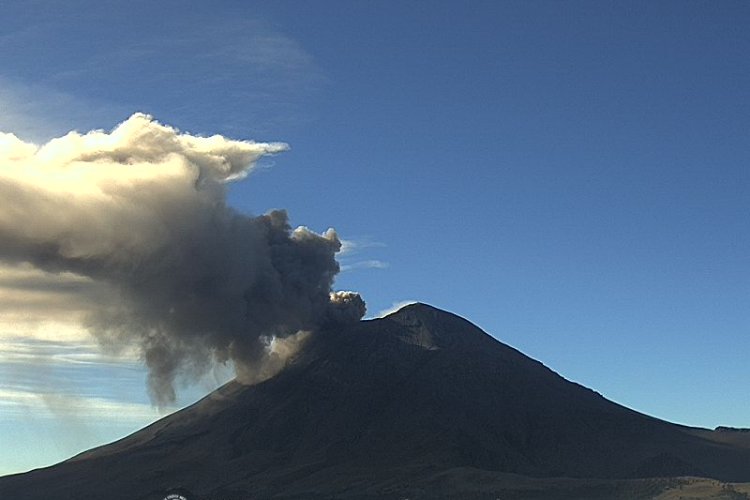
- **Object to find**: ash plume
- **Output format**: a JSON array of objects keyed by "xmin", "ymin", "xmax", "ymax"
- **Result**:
[{"xmin": 0, "ymin": 114, "xmax": 365, "ymax": 405}]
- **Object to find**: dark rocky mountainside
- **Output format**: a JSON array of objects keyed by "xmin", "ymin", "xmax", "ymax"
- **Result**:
[{"xmin": 2, "ymin": 303, "xmax": 749, "ymax": 499}]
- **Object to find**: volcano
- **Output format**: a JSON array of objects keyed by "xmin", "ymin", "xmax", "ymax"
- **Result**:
[{"xmin": 2, "ymin": 303, "xmax": 750, "ymax": 499}]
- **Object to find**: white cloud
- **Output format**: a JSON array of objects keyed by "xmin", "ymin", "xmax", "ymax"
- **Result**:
[
  {"xmin": 338, "ymin": 238, "xmax": 386, "ymax": 256},
  {"xmin": 337, "ymin": 238, "xmax": 388, "ymax": 272},
  {"xmin": 372, "ymin": 300, "xmax": 418, "ymax": 319},
  {"xmin": 0, "ymin": 387, "xmax": 165, "ymax": 420},
  {"xmin": 0, "ymin": 337, "xmax": 138, "ymax": 365},
  {"xmin": 340, "ymin": 260, "xmax": 390, "ymax": 272}
]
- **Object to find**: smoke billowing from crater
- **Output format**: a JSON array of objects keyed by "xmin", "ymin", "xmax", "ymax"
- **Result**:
[{"xmin": 0, "ymin": 114, "xmax": 365, "ymax": 405}]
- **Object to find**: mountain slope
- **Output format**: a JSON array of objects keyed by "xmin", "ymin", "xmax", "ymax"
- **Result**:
[{"xmin": 1, "ymin": 303, "xmax": 749, "ymax": 499}]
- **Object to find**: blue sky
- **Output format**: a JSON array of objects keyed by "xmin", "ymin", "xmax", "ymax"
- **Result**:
[{"xmin": 0, "ymin": 1, "xmax": 748, "ymax": 476}]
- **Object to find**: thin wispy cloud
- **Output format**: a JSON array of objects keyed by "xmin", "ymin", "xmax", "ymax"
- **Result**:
[
  {"xmin": 0, "ymin": 388, "xmax": 163, "ymax": 421},
  {"xmin": 0, "ymin": 337, "xmax": 144, "ymax": 404},
  {"xmin": 0, "ymin": 77, "xmax": 128, "ymax": 142},
  {"xmin": 0, "ymin": 337, "xmax": 138, "ymax": 366},
  {"xmin": 37, "ymin": 17, "xmax": 324, "ymax": 135},
  {"xmin": 0, "ymin": 383, "xmax": 165, "ymax": 475},
  {"xmin": 337, "ymin": 238, "xmax": 388, "ymax": 273},
  {"xmin": 340, "ymin": 260, "xmax": 390, "ymax": 272},
  {"xmin": 372, "ymin": 300, "xmax": 418, "ymax": 319},
  {"xmin": 0, "ymin": 336, "xmax": 230, "ymax": 418},
  {"xmin": 0, "ymin": 12, "xmax": 325, "ymax": 140},
  {"xmin": 338, "ymin": 238, "xmax": 387, "ymax": 256}
]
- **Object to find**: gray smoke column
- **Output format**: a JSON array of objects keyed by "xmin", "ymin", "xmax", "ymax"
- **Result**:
[{"xmin": 0, "ymin": 114, "xmax": 365, "ymax": 405}]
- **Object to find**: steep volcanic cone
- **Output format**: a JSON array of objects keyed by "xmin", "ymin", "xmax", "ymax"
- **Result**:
[{"xmin": 2, "ymin": 303, "xmax": 750, "ymax": 499}]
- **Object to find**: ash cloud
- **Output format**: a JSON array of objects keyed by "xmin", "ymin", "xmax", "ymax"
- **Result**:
[{"xmin": 0, "ymin": 114, "xmax": 365, "ymax": 405}]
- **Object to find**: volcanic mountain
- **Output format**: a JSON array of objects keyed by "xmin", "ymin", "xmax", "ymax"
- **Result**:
[{"xmin": 2, "ymin": 303, "xmax": 750, "ymax": 499}]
